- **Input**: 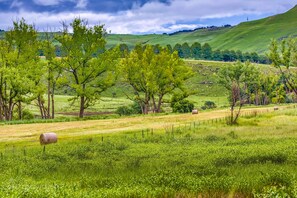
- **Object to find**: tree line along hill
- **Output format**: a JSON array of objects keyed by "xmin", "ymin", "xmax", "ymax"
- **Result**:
[{"xmin": 1, "ymin": 5, "xmax": 296, "ymax": 60}]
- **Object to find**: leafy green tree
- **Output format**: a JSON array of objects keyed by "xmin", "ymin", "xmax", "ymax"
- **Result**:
[
  {"xmin": 218, "ymin": 61, "xmax": 259, "ymax": 124},
  {"xmin": 229, "ymin": 50, "xmax": 238, "ymax": 62},
  {"xmin": 236, "ymin": 50, "xmax": 244, "ymax": 62},
  {"xmin": 191, "ymin": 42, "xmax": 202, "ymax": 59},
  {"xmin": 243, "ymin": 52, "xmax": 252, "ymax": 61},
  {"xmin": 119, "ymin": 43, "xmax": 129, "ymax": 57},
  {"xmin": 120, "ymin": 45, "xmax": 193, "ymax": 114},
  {"xmin": 0, "ymin": 19, "xmax": 42, "ymax": 121},
  {"xmin": 41, "ymin": 32, "xmax": 64, "ymax": 119},
  {"xmin": 251, "ymin": 52, "xmax": 259, "ymax": 63},
  {"xmin": 268, "ymin": 39, "xmax": 297, "ymax": 95},
  {"xmin": 56, "ymin": 18, "xmax": 120, "ymax": 118},
  {"xmin": 166, "ymin": 44, "xmax": 173, "ymax": 53},
  {"xmin": 201, "ymin": 43, "xmax": 212, "ymax": 60},
  {"xmin": 212, "ymin": 50, "xmax": 223, "ymax": 61},
  {"xmin": 181, "ymin": 42, "xmax": 191, "ymax": 58},
  {"xmin": 222, "ymin": 50, "xmax": 231, "ymax": 62},
  {"xmin": 153, "ymin": 44, "xmax": 161, "ymax": 54},
  {"xmin": 173, "ymin": 43, "xmax": 183, "ymax": 58}
]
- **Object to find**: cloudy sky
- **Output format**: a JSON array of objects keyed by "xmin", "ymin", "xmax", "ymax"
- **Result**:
[{"xmin": 0, "ymin": 0, "xmax": 297, "ymax": 34}]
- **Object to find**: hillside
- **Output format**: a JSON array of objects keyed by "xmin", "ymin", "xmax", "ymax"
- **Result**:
[
  {"xmin": 1, "ymin": 6, "xmax": 296, "ymax": 54},
  {"xmin": 106, "ymin": 5, "xmax": 297, "ymax": 54}
]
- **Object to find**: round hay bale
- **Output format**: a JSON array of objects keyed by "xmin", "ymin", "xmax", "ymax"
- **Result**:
[
  {"xmin": 40, "ymin": 133, "xmax": 58, "ymax": 145},
  {"xmin": 192, "ymin": 109, "xmax": 198, "ymax": 114}
]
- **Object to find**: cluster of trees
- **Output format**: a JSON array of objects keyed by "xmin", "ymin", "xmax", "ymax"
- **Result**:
[
  {"xmin": 0, "ymin": 18, "xmax": 193, "ymax": 121},
  {"xmin": 120, "ymin": 45, "xmax": 193, "ymax": 114},
  {"xmin": 0, "ymin": 18, "xmax": 120, "ymax": 120},
  {"xmin": 167, "ymin": 24, "xmax": 232, "ymax": 36},
  {"xmin": 119, "ymin": 42, "xmax": 269, "ymax": 64},
  {"xmin": 0, "ymin": 18, "xmax": 296, "ymax": 123},
  {"xmin": 217, "ymin": 38, "xmax": 297, "ymax": 125},
  {"xmin": 172, "ymin": 42, "xmax": 270, "ymax": 64},
  {"xmin": 218, "ymin": 61, "xmax": 288, "ymax": 124}
]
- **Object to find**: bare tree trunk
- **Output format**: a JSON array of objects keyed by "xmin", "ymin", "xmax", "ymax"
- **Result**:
[
  {"xmin": 79, "ymin": 96, "xmax": 85, "ymax": 118},
  {"xmin": 51, "ymin": 93, "xmax": 55, "ymax": 119},
  {"xmin": 0, "ymin": 96, "xmax": 3, "ymax": 121},
  {"xmin": 47, "ymin": 73, "xmax": 51, "ymax": 119},
  {"xmin": 156, "ymin": 95, "xmax": 163, "ymax": 113},
  {"xmin": 233, "ymin": 104, "xmax": 243, "ymax": 124},
  {"xmin": 18, "ymin": 101, "xmax": 22, "ymax": 120},
  {"xmin": 38, "ymin": 96, "xmax": 45, "ymax": 119},
  {"xmin": 152, "ymin": 95, "xmax": 157, "ymax": 113},
  {"xmin": 230, "ymin": 105, "xmax": 234, "ymax": 125},
  {"xmin": 8, "ymin": 100, "xmax": 14, "ymax": 121}
]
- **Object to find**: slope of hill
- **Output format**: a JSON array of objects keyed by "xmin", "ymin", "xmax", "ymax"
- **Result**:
[
  {"xmin": 106, "ymin": 5, "xmax": 297, "ymax": 54},
  {"xmin": 209, "ymin": 5, "xmax": 297, "ymax": 53},
  {"xmin": 1, "ymin": 6, "xmax": 296, "ymax": 54}
]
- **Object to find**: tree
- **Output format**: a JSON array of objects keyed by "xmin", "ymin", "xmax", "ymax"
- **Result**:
[
  {"xmin": 212, "ymin": 50, "xmax": 223, "ymax": 61},
  {"xmin": 173, "ymin": 43, "xmax": 183, "ymax": 58},
  {"xmin": 201, "ymin": 43, "xmax": 212, "ymax": 60},
  {"xmin": 268, "ymin": 39, "xmax": 297, "ymax": 95},
  {"xmin": 166, "ymin": 44, "xmax": 173, "ymax": 53},
  {"xmin": 120, "ymin": 45, "xmax": 193, "ymax": 114},
  {"xmin": 56, "ymin": 18, "xmax": 120, "ymax": 118},
  {"xmin": 191, "ymin": 42, "xmax": 202, "ymax": 59},
  {"xmin": 181, "ymin": 42, "xmax": 191, "ymax": 58},
  {"xmin": 0, "ymin": 19, "xmax": 42, "ymax": 121},
  {"xmin": 119, "ymin": 43, "xmax": 129, "ymax": 57},
  {"xmin": 236, "ymin": 50, "xmax": 244, "ymax": 62},
  {"xmin": 41, "ymin": 31, "xmax": 63, "ymax": 119},
  {"xmin": 218, "ymin": 61, "xmax": 258, "ymax": 124}
]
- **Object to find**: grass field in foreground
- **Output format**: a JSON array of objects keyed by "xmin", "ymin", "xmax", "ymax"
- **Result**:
[{"xmin": 0, "ymin": 106, "xmax": 297, "ymax": 197}]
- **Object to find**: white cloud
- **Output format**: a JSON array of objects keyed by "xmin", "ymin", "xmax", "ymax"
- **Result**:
[
  {"xmin": 1, "ymin": 0, "xmax": 297, "ymax": 34},
  {"xmin": 10, "ymin": 0, "xmax": 22, "ymax": 8},
  {"xmin": 76, "ymin": 0, "xmax": 88, "ymax": 9}
]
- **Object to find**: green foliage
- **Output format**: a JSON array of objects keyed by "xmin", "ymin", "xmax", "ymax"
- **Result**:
[
  {"xmin": 116, "ymin": 102, "xmax": 142, "ymax": 116},
  {"xmin": 172, "ymin": 100, "xmax": 194, "ymax": 113},
  {"xmin": 0, "ymin": 18, "xmax": 42, "ymax": 121},
  {"xmin": 56, "ymin": 18, "xmax": 120, "ymax": 118},
  {"xmin": 201, "ymin": 101, "xmax": 217, "ymax": 110},
  {"xmin": 218, "ymin": 61, "xmax": 260, "ymax": 124},
  {"xmin": 121, "ymin": 44, "xmax": 193, "ymax": 114}
]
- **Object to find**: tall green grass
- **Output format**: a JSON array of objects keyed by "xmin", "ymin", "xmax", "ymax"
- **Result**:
[{"xmin": 1, "ymin": 108, "xmax": 297, "ymax": 197}]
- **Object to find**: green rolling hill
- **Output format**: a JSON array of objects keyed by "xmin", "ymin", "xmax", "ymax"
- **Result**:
[
  {"xmin": 1, "ymin": 5, "xmax": 296, "ymax": 54},
  {"xmin": 106, "ymin": 5, "xmax": 297, "ymax": 54}
]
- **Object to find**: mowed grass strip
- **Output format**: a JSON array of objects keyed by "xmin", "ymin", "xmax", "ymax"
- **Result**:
[{"xmin": 0, "ymin": 105, "xmax": 292, "ymax": 144}]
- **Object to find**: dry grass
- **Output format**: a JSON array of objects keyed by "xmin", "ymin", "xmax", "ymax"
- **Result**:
[{"xmin": 0, "ymin": 105, "xmax": 291, "ymax": 144}]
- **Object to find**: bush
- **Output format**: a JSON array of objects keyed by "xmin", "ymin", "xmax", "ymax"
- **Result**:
[
  {"xmin": 116, "ymin": 106, "xmax": 133, "ymax": 116},
  {"xmin": 130, "ymin": 102, "xmax": 142, "ymax": 114},
  {"xmin": 172, "ymin": 100, "xmax": 194, "ymax": 113},
  {"xmin": 116, "ymin": 102, "xmax": 142, "ymax": 116},
  {"xmin": 201, "ymin": 101, "xmax": 217, "ymax": 110},
  {"xmin": 22, "ymin": 109, "xmax": 35, "ymax": 120},
  {"xmin": 13, "ymin": 109, "xmax": 34, "ymax": 120}
]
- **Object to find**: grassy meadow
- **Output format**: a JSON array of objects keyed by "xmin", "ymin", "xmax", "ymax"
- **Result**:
[{"xmin": 0, "ymin": 106, "xmax": 297, "ymax": 197}]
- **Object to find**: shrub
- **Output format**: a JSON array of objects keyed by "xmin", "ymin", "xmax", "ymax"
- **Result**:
[
  {"xmin": 116, "ymin": 102, "xmax": 142, "ymax": 116},
  {"xmin": 130, "ymin": 102, "xmax": 142, "ymax": 114},
  {"xmin": 13, "ymin": 109, "xmax": 34, "ymax": 120},
  {"xmin": 172, "ymin": 100, "xmax": 194, "ymax": 113},
  {"xmin": 201, "ymin": 101, "xmax": 217, "ymax": 110},
  {"xmin": 22, "ymin": 109, "xmax": 35, "ymax": 120},
  {"xmin": 116, "ymin": 106, "xmax": 133, "ymax": 116}
]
